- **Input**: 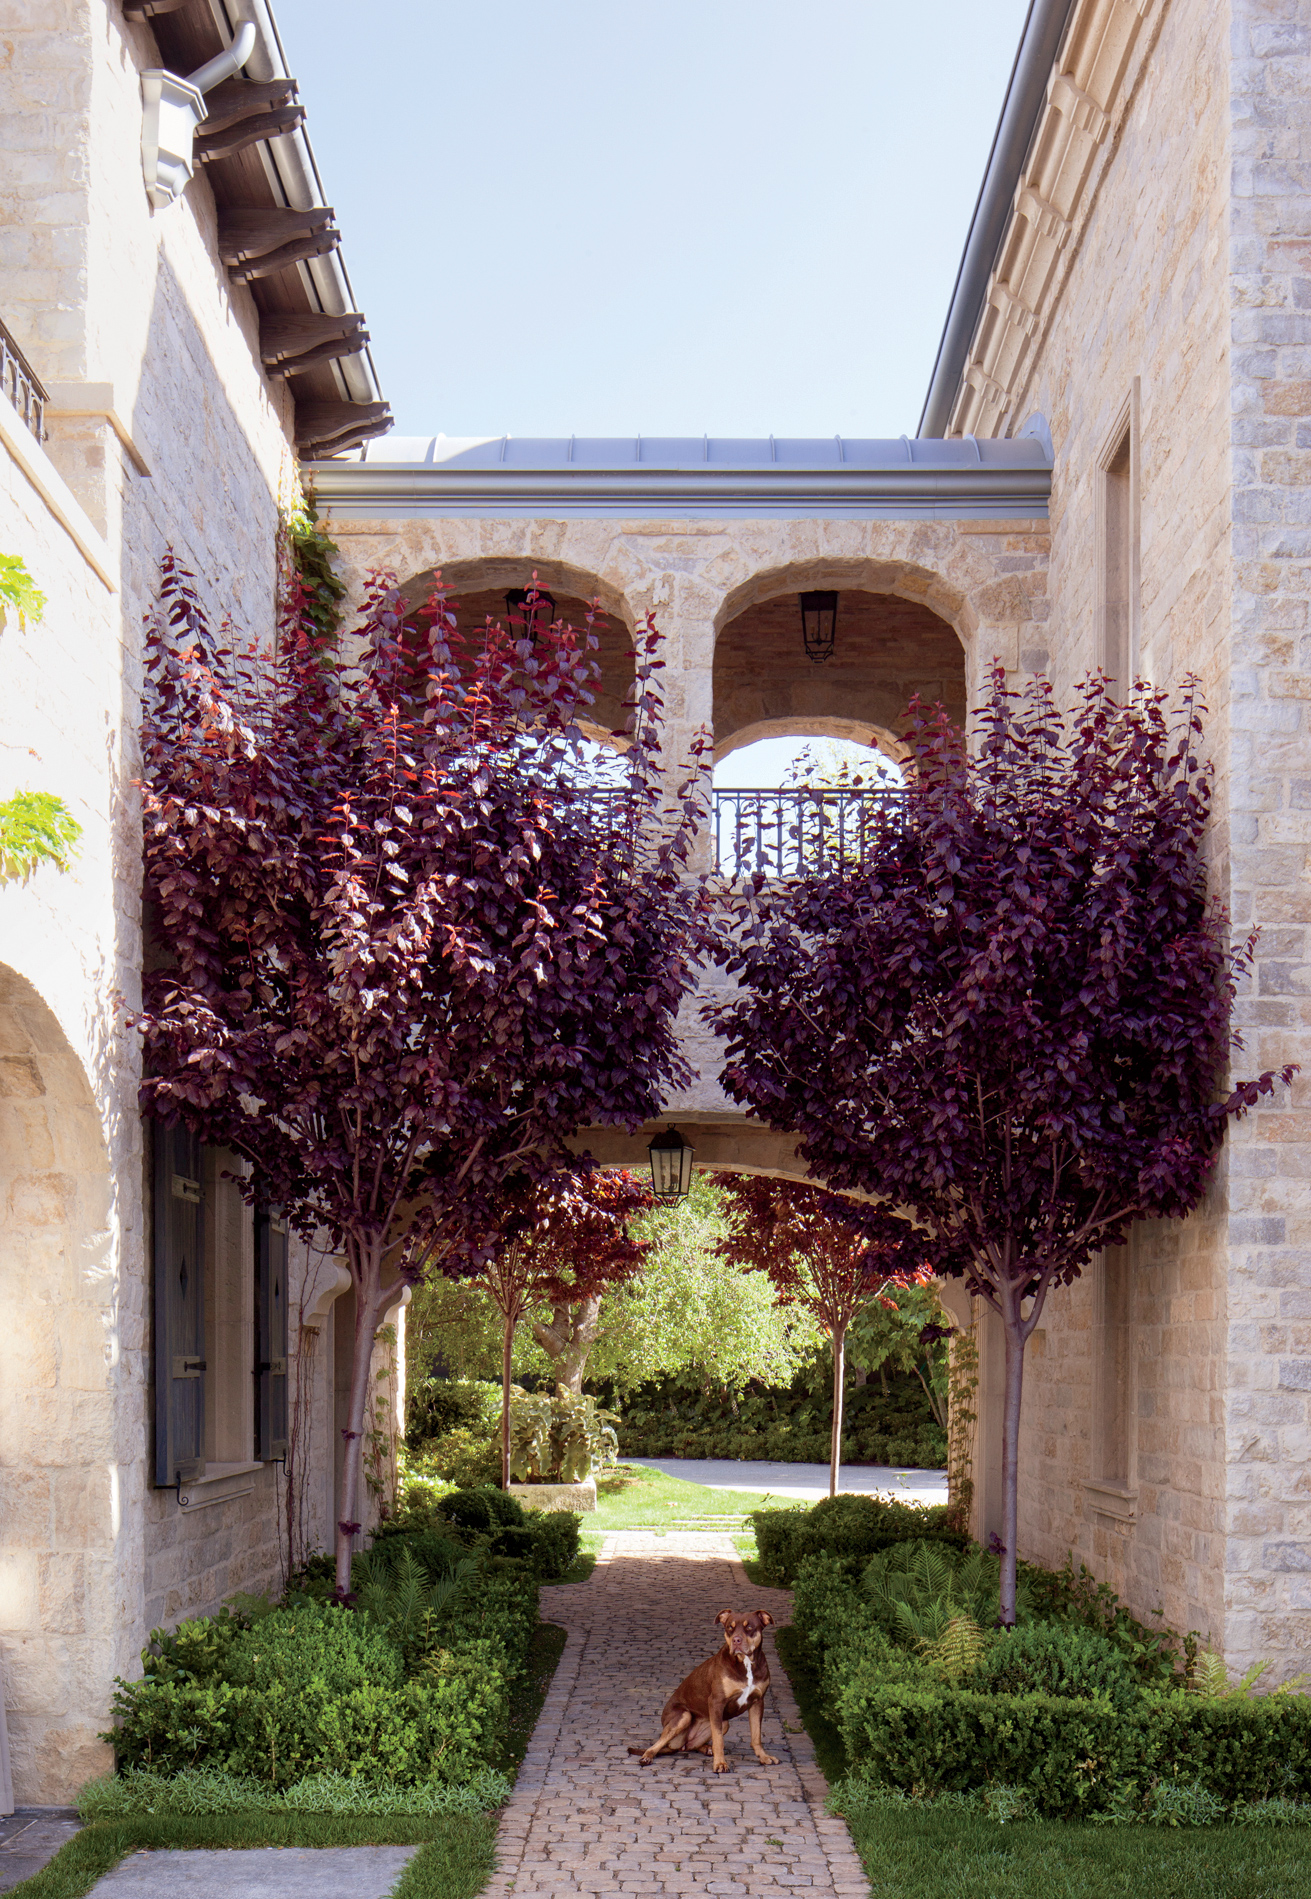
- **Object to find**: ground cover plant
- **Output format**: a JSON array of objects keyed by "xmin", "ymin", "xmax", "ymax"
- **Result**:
[{"xmin": 711, "ymin": 671, "xmax": 1295, "ymax": 1621}]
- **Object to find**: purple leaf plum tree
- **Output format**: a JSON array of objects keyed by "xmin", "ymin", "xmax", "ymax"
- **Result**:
[
  {"xmin": 134, "ymin": 558, "xmax": 704, "ymax": 1593},
  {"xmin": 710, "ymin": 670, "xmax": 1294, "ymax": 1621}
]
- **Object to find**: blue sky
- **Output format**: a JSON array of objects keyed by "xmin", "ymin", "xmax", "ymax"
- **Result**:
[{"xmin": 273, "ymin": 0, "xmax": 1029, "ymax": 439}]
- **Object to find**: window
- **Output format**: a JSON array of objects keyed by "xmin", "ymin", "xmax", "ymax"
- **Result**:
[
  {"xmin": 254, "ymin": 1210, "xmax": 289, "ymax": 1461},
  {"xmin": 152, "ymin": 1123, "xmax": 206, "ymax": 1486},
  {"xmin": 1091, "ymin": 1242, "xmax": 1133, "ymax": 1491},
  {"xmin": 1097, "ymin": 381, "xmax": 1140, "ymax": 689}
]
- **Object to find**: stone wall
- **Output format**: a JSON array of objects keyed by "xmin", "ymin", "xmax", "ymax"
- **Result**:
[{"xmin": 0, "ymin": 1, "xmax": 329, "ymax": 1801}]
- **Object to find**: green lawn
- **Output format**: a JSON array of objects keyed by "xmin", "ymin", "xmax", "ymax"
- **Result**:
[
  {"xmin": 580, "ymin": 1460, "xmax": 780, "ymax": 1539},
  {"xmin": 773, "ymin": 1623, "xmax": 1311, "ymax": 1899}
]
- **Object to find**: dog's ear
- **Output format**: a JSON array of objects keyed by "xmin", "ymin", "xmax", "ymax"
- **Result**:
[
  {"xmin": 715, "ymin": 1610, "xmax": 734, "ymax": 1627},
  {"xmin": 756, "ymin": 1610, "xmax": 775, "ymax": 1626}
]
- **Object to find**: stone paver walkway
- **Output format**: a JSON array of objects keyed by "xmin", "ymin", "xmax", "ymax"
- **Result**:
[
  {"xmin": 485, "ymin": 1532, "xmax": 866, "ymax": 1899},
  {"xmin": 89, "ymin": 1845, "xmax": 419, "ymax": 1895},
  {"xmin": 0, "ymin": 1808, "xmax": 82, "ymax": 1893}
]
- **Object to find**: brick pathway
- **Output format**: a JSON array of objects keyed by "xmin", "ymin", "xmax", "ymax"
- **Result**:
[{"xmin": 484, "ymin": 1532, "xmax": 867, "ymax": 1899}]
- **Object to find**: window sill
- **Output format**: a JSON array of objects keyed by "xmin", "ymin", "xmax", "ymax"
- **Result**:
[
  {"xmin": 177, "ymin": 1461, "xmax": 266, "ymax": 1511},
  {"xmin": 1083, "ymin": 1479, "xmax": 1137, "ymax": 1523}
]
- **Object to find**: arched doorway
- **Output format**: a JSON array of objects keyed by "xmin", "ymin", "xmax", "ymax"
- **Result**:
[{"xmin": 0, "ymin": 966, "xmax": 115, "ymax": 1801}]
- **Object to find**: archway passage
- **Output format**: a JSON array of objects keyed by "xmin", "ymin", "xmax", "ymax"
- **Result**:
[
  {"xmin": 714, "ymin": 590, "xmax": 966, "ymax": 765},
  {"xmin": 0, "ymin": 965, "xmax": 114, "ymax": 1802},
  {"xmin": 403, "ymin": 576, "xmax": 636, "ymax": 746}
]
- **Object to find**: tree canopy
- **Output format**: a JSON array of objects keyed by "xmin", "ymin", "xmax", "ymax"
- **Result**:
[
  {"xmin": 710, "ymin": 671, "xmax": 1293, "ymax": 1615},
  {"xmin": 134, "ymin": 560, "xmax": 705, "ymax": 1589}
]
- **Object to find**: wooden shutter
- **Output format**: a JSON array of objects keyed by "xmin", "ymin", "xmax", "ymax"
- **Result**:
[
  {"xmin": 152, "ymin": 1123, "xmax": 206, "ymax": 1486},
  {"xmin": 255, "ymin": 1209, "xmax": 289, "ymax": 1461}
]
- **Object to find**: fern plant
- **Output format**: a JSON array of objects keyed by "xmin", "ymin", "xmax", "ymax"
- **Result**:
[
  {"xmin": 863, "ymin": 1538, "xmax": 1029, "ymax": 1646},
  {"xmin": 922, "ymin": 1611, "xmax": 988, "ymax": 1680},
  {"xmin": 1188, "ymin": 1649, "xmax": 1309, "ymax": 1698},
  {"xmin": 350, "ymin": 1542, "xmax": 477, "ymax": 1667}
]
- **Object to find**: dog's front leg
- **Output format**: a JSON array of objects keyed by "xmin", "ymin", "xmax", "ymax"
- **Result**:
[
  {"xmin": 748, "ymin": 1696, "xmax": 779, "ymax": 1766},
  {"xmin": 636, "ymin": 1708, "xmax": 692, "ymax": 1766},
  {"xmin": 709, "ymin": 1699, "xmax": 730, "ymax": 1773}
]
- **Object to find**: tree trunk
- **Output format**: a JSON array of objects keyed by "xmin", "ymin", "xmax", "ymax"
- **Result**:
[
  {"xmin": 829, "ymin": 1324, "xmax": 847, "ymax": 1499},
  {"xmin": 531, "ymin": 1295, "xmax": 602, "ymax": 1397},
  {"xmin": 501, "ymin": 1307, "xmax": 515, "ymax": 1490},
  {"xmin": 335, "ymin": 1243, "xmax": 384, "ymax": 1598},
  {"xmin": 998, "ymin": 1292, "xmax": 1026, "ymax": 1626}
]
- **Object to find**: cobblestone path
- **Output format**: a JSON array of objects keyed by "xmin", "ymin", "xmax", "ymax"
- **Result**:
[{"xmin": 483, "ymin": 1532, "xmax": 868, "ymax": 1899}]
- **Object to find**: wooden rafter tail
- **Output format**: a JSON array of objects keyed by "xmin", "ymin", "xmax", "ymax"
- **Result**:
[
  {"xmin": 294, "ymin": 401, "xmax": 393, "ymax": 457},
  {"xmin": 268, "ymin": 334, "xmax": 371, "ymax": 379},
  {"xmin": 259, "ymin": 313, "xmax": 369, "ymax": 366},
  {"xmin": 198, "ymin": 78, "xmax": 300, "ymax": 137},
  {"xmin": 122, "ymin": 0, "xmax": 189, "ymax": 17},
  {"xmin": 194, "ymin": 105, "xmax": 306, "ymax": 164},
  {"xmin": 229, "ymin": 230, "xmax": 340, "ymax": 284},
  {"xmin": 219, "ymin": 206, "xmax": 336, "ymax": 266}
]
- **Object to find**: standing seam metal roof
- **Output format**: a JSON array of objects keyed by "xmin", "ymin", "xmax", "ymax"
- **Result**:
[{"xmin": 353, "ymin": 434, "xmax": 1049, "ymax": 470}]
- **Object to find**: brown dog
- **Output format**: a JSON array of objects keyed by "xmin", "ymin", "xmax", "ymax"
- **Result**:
[{"xmin": 628, "ymin": 1609, "xmax": 779, "ymax": 1773}]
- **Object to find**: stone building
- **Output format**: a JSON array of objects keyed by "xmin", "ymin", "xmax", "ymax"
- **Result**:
[
  {"xmin": 2, "ymin": 0, "xmax": 1309, "ymax": 1816},
  {"xmin": 311, "ymin": 0, "xmax": 1311, "ymax": 1684},
  {"xmin": 0, "ymin": 1, "xmax": 393, "ymax": 1806}
]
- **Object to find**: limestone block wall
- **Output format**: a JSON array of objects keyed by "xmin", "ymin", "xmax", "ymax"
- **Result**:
[
  {"xmin": 0, "ymin": 0, "xmax": 321, "ymax": 1802},
  {"xmin": 1221, "ymin": 0, "xmax": 1311, "ymax": 1678},
  {"xmin": 980, "ymin": 0, "xmax": 1239, "ymax": 1657}
]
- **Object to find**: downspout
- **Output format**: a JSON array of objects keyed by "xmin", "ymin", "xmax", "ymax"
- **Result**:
[{"xmin": 918, "ymin": 0, "xmax": 1079, "ymax": 438}]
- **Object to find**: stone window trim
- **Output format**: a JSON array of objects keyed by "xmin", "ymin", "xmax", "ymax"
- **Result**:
[{"xmin": 1095, "ymin": 380, "xmax": 1142, "ymax": 688}]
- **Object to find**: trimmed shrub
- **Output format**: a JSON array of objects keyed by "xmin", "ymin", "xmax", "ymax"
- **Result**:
[
  {"xmin": 439, "ymin": 1487, "xmax": 527, "ymax": 1532},
  {"xmin": 836, "ymin": 1677, "xmax": 1157, "ymax": 1818},
  {"xmin": 752, "ymin": 1493, "xmax": 965, "ymax": 1586},
  {"xmin": 973, "ymin": 1620, "xmax": 1142, "ymax": 1712},
  {"xmin": 524, "ymin": 1509, "xmax": 580, "ymax": 1582},
  {"xmin": 108, "ymin": 1600, "xmax": 508, "ymax": 1787}
]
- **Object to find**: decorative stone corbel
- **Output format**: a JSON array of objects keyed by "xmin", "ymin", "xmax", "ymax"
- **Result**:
[
  {"xmin": 301, "ymin": 1261, "xmax": 353, "ymax": 1334},
  {"xmin": 140, "ymin": 22, "xmax": 257, "ymax": 211}
]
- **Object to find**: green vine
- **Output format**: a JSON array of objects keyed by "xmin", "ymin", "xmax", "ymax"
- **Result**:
[
  {"xmin": 945, "ymin": 1311, "xmax": 979, "ymax": 1535},
  {"xmin": 283, "ymin": 497, "xmax": 347, "ymax": 644},
  {"xmin": 0, "ymin": 552, "xmax": 47, "ymax": 629},
  {"xmin": 0, "ymin": 555, "xmax": 80, "ymax": 882},
  {"xmin": 0, "ymin": 789, "xmax": 82, "ymax": 881}
]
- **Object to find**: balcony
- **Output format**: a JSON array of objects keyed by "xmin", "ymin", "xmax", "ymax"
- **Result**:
[
  {"xmin": 713, "ymin": 786, "xmax": 899, "ymax": 877},
  {"xmin": 0, "ymin": 316, "xmax": 46, "ymax": 442}
]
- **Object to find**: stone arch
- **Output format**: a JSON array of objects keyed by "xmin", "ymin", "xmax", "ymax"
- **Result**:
[
  {"xmin": 0, "ymin": 965, "xmax": 116, "ymax": 1802},
  {"xmin": 712, "ymin": 572, "xmax": 967, "ymax": 763},
  {"xmin": 711, "ymin": 556, "xmax": 976, "ymax": 654},
  {"xmin": 398, "ymin": 556, "xmax": 637, "ymax": 746}
]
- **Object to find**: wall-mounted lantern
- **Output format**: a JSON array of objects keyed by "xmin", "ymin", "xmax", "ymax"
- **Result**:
[
  {"xmin": 505, "ymin": 587, "xmax": 556, "ymax": 645},
  {"xmin": 647, "ymin": 1124, "xmax": 695, "ymax": 1204},
  {"xmin": 141, "ymin": 22, "xmax": 256, "ymax": 211},
  {"xmin": 799, "ymin": 590, "xmax": 838, "ymax": 665}
]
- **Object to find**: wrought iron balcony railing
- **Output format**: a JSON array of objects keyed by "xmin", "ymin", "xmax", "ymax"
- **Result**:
[
  {"xmin": 571, "ymin": 784, "xmax": 900, "ymax": 876},
  {"xmin": 0, "ymin": 316, "xmax": 47, "ymax": 442},
  {"xmin": 714, "ymin": 787, "xmax": 900, "ymax": 877}
]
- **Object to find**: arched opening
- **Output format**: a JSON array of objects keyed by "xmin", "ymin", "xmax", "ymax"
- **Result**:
[
  {"xmin": 400, "ymin": 562, "xmax": 637, "ymax": 749},
  {"xmin": 713, "ymin": 587, "xmax": 967, "ymax": 765},
  {"xmin": 0, "ymin": 965, "xmax": 115, "ymax": 1802}
]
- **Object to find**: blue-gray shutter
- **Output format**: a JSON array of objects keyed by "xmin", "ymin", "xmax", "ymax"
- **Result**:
[
  {"xmin": 153, "ymin": 1123, "xmax": 205, "ymax": 1486},
  {"xmin": 255, "ymin": 1209, "xmax": 288, "ymax": 1461}
]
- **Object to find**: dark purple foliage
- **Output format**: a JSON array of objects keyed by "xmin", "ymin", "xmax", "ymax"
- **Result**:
[
  {"xmin": 708, "ymin": 668, "xmax": 1293, "ymax": 1619},
  {"xmin": 133, "ymin": 558, "xmax": 706, "ymax": 1588}
]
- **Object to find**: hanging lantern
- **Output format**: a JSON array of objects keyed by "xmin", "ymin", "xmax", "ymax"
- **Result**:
[
  {"xmin": 799, "ymin": 590, "xmax": 838, "ymax": 664},
  {"xmin": 505, "ymin": 586, "xmax": 556, "ymax": 645},
  {"xmin": 647, "ymin": 1123, "xmax": 695, "ymax": 1204}
]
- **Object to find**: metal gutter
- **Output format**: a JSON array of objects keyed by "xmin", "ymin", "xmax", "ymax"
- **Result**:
[
  {"xmin": 918, "ymin": 0, "xmax": 1078, "ymax": 438},
  {"xmin": 307, "ymin": 462, "xmax": 1051, "ymax": 522}
]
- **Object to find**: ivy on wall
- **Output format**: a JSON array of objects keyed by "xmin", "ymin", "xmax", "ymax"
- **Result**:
[
  {"xmin": 0, "ymin": 553, "xmax": 81, "ymax": 881},
  {"xmin": 281, "ymin": 495, "xmax": 347, "ymax": 645}
]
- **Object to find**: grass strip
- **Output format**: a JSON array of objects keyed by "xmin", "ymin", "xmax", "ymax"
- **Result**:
[
  {"xmin": 8, "ymin": 1813, "xmax": 497, "ymax": 1899},
  {"xmin": 493, "ymin": 1620, "xmax": 568, "ymax": 1780},
  {"xmin": 553, "ymin": 1551, "xmax": 597, "ymax": 1585},
  {"xmin": 772, "ymin": 1622, "xmax": 848, "ymax": 1784}
]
